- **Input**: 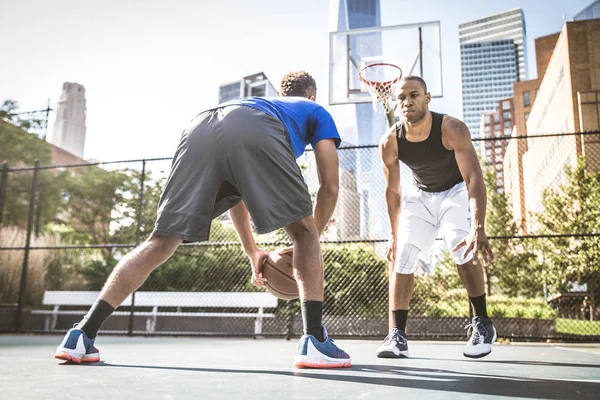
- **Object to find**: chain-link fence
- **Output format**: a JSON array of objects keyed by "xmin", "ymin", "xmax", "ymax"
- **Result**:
[{"xmin": 1, "ymin": 131, "xmax": 599, "ymax": 341}]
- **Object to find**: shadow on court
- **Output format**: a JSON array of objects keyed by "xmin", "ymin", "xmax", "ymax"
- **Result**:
[
  {"xmin": 411, "ymin": 356, "xmax": 600, "ymax": 369},
  {"xmin": 76, "ymin": 361, "xmax": 599, "ymax": 400}
]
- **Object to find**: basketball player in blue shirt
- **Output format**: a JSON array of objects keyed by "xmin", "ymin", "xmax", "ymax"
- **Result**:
[
  {"xmin": 54, "ymin": 71, "xmax": 351, "ymax": 369},
  {"xmin": 377, "ymin": 76, "xmax": 496, "ymax": 359}
]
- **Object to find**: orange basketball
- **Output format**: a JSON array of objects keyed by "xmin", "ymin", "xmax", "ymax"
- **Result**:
[{"xmin": 262, "ymin": 249, "xmax": 298, "ymax": 300}]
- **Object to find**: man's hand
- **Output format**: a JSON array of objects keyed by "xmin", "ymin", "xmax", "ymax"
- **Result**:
[
  {"xmin": 385, "ymin": 236, "xmax": 397, "ymax": 263},
  {"xmin": 248, "ymin": 249, "xmax": 271, "ymax": 288},
  {"xmin": 452, "ymin": 228, "xmax": 494, "ymax": 266}
]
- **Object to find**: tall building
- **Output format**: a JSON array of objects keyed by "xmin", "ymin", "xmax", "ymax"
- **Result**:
[
  {"xmin": 459, "ymin": 8, "xmax": 527, "ymax": 139},
  {"xmin": 503, "ymin": 33, "xmax": 559, "ymax": 233},
  {"xmin": 218, "ymin": 72, "xmax": 277, "ymax": 104},
  {"xmin": 330, "ymin": 0, "xmax": 387, "ymax": 239},
  {"xmin": 479, "ymin": 97, "xmax": 515, "ymax": 193},
  {"xmin": 503, "ymin": 19, "xmax": 600, "ymax": 232},
  {"xmin": 574, "ymin": 0, "xmax": 600, "ymax": 21},
  {"xmin": 51, "ymin": 82, "xmax": 87, "ymax": 158},
  {"xmin": 324, "ymin": 168, "xmax": 361, "ymax": 241}
]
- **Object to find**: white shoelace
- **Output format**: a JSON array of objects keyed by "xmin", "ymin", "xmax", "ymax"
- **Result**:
[{"xmin": 465, "ymin": 320, "xmax": 488, "ymax": 345}]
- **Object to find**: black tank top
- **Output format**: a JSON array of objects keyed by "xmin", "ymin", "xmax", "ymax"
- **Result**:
[{"xmin": 396, "ymin": 111, "xmax": 463, "ymax": 192}]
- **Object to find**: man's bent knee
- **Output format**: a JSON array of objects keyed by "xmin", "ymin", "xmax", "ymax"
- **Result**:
[
  {"xmin": 284, "ymin": 216, "xmax": 318, "ymax": 243},
  {"xmin": 394, "ymin": 244, "xmax": 420, "ymax": 274},
  {"xmin": 147, "ymin": 234, "xmax": 182, "ymax": 255}
]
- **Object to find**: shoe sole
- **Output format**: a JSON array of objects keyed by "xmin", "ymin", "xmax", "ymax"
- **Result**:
[
  {"xmin": 294, "ymin": 360, "xmax": 352, "ymax": 369},
  {"xmin": 54, "ymin": 351, "xmax": 100, "ymax": 364},
  {"xmin": 377, "ymin": 350, "xmax": 409, "ymax": 358},
  {"xmin": 463, "ymin": 349, "xmax": 492, "ymax": 358}
]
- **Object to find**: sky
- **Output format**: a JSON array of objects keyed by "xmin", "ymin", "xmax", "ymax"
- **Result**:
[{"xmin": 0, "ymin": 0, "xmax": 595, "ymax": 162}]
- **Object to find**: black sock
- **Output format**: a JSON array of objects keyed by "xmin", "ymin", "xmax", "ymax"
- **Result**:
[
  {"xmin": 393, "ymin": 309, "xmax": 409, "ymax": 332},
  {"xmin": 302, "ymin": 300, "xmax": 323, "ymax": 341},
  {"xmin": 78, "ymin": 299, "xmax": 115, "ymax": 339},
  {"xmin": 469, "ymin": 294, "xmax": 488, "ymax": 319}
]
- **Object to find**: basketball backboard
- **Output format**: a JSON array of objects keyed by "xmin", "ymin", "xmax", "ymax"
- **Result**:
[{"xmin": 329, "ymin": 21, "xmax": 443, "ymax": 105}]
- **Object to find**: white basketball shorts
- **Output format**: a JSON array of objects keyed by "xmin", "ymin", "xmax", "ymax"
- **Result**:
[{"xmin": 394, "ymin": 181, "xmax": 473, "ymax": 274}]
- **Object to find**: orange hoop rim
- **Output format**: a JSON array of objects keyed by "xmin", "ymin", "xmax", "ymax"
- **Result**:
[{"xmin": 358, "ymin": 62, "xmax": 403, "ymax": 87}]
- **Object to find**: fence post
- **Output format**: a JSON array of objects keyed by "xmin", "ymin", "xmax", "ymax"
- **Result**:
[
  {"xmin": 128, "ymin": 160, "xmax": 146, "ymax": 336},
  {"xmin": 285, "ymin": 300, "xmax": 294, "ymax": 340},
  {"xmin": 0, "ymin": 161, "xmax": 9, "ymax": 227},
  {"xmin": 34, "ymin": 181, "xmax": 43, "ymax": 237},
  {"xmin": 15, "ymin": 159, "xmax": 40, "ymax": 332}
]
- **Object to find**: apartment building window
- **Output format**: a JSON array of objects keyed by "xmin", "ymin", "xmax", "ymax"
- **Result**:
[{"xmin": 524, "ymin": 91, "xmax": 531, "ymax": 107}]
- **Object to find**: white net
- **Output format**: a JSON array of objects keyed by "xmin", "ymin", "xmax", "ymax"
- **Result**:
[{"xmin": 359, "ymin": 63, "xmax": 402, "ymax": 114}]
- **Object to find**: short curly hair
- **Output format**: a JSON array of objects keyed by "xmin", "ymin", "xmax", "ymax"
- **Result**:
[{"xmin": 279, "ymin": 71, "xmax": 317, "ymax": 98}]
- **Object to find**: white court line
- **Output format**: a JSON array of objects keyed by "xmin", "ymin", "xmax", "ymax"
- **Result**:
[{"xmin": 556, "ymin": 346, "xmax": 600, "ymax": 355}]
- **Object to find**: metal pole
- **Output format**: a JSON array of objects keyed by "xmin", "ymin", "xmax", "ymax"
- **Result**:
[
  {"xmin": 15, "ymin": 159, "xmax": 40, "ymax": 332},
  {"xmin": 128, "ymin": 160, "xmax": 146, "ymax": 336},
  {"xmin": 42, "ymin": 99, "xmax": 52, "ymax": 141},
  {"xmin": 0, "ymin": 161, "xmax": 9, "ymax": 227},
  {"xmin": 135, "ymin": 160, "xmax": 146, "ymax": 245},
  {"xmin": 418, "ymin": 27, "xmax": 424, "ymax": 77},
  {"xmin": 34, "ymin": 182, "xmax": 42, "ymax": 237}
]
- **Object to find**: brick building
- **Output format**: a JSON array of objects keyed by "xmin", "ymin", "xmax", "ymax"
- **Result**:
[
  {"xmin": 503, "ymin": 18, "xmax": 600, "ymax": 232},
  {"xmin": 479, "ymin": 98, "xmax": 515, "ymax": 193}
]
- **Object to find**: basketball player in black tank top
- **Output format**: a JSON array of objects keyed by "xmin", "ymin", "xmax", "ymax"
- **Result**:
[{"xmin": 377, "ymin": 76, "xmax": 497, "ymax": 359}]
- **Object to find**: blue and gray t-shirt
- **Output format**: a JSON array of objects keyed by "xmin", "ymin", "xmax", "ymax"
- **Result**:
[{"xmin": 221, "ymin": 96, "xmax": 341, "ymax": 158}]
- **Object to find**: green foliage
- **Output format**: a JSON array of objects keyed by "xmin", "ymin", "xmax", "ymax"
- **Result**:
[
  {"xmin": 481, "ymin": 166, "xmax": 544, "ymax": 297},
  {"xmin": 139, "ymin": 245, "xmax": 255, "ymax": 292},
  {"xmin": 0, "ymin": 119, "xmax": 52, "ymax": 166},
  {"xmin": 0, "ymin": 100, "xmax": 46, "ymax": 138},
  {"xmin": 109, "ymin": 169, "xmax": 164, "ymax": 244},
  {"xmin": 0, "ymin": 120, "xmax": 68, "ymax": 230},
  {"xmin": 322, "ymin": 243, "xmax": 388, "ymax": 316},
  {"xmin": 555, "ymin": 318, "xmax": 600, "ymax": 336},
  {"xmin": 52, "ymin": 167, "xmax": 128, "ymax": 245},
  {"xmin": 533, "ymin": 157, "xmax": 600, "ymax": 300}
]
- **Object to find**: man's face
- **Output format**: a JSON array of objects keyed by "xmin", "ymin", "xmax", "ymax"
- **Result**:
[{"xmin": 396, "ymin": 80, "xmax": 430, "ymax": 123}]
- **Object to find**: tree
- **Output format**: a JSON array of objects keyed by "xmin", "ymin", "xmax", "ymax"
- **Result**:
[
  {"xmin": 533, "ymin": 157, "xmax": 600, "ymax": 305},
  {"xmin": 482, "ymin": 168, "xmax": 544, "ymax": 297},
  {"xmin": 0, "ymin": 116, "xmax": 66, "ymax": 230},
  {"xmin": 53, "ymin": 167, "xmax": 129, "ymax": 245},
  {"xmin": 0, "ymin": 99, "xmax": 46, "ymax": 136}
]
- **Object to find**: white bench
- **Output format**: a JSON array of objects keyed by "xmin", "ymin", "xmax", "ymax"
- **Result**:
[{"xmin": 31, "ymin": 291, "xmax": 278, "ymax": 335}]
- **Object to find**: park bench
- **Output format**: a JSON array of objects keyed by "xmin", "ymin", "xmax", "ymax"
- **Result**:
[{"xmin": 31, "ymin": 290, "xmax": 278, "ymax": 335}]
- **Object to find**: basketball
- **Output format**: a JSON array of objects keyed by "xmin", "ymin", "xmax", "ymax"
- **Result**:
[{"xmin": 262, "ymin": 249, "xmax": 298, "ymax": 300}]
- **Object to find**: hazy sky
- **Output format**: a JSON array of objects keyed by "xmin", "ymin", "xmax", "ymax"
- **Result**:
[{"xmin": 0, "ymin": 0, "xmax": 594, "ymax": 162}]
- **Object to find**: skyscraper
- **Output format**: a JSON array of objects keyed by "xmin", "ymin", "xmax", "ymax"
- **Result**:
[
  {"xmin": 459, "ymin": 8, "xmax": 527, "ymax": 139},
  {"xmin": 330, "ymin": 0, "xmax": 387, "ymax": 239},
  {"xmin": 574, "ymin": 0, "xmax": 600, "ymax": 21},
  {"xmin": 51, "ymin": 82, "xmax": 87, "ymax": 158},
  {"xmin": 218, "ymin": 72, "xmax": 277, "ymax": 104}
]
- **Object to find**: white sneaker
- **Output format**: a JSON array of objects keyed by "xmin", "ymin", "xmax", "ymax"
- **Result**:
[
  {"xmin": 464, "ymin": 317, "xmax": 496, "ymax": 358},
  {"xmin": 376, "ymin": 328, "xmax": 409, "ymax": 358}
]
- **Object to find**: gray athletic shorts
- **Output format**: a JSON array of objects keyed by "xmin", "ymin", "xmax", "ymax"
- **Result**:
[{"xmin": 153, "ymin": 105, "xmax": 313, "ymax": 242}]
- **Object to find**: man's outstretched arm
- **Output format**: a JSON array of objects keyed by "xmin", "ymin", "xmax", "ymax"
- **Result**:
[
  {"xmin": 313, "ymin": 139, "xmax": 340, "ymax": 236},
  {"xmin": 444, "ymin": 117, "xmax": 494, "ymax": 265}
]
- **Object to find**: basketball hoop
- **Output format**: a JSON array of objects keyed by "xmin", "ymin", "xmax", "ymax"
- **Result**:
[{"xmin": 359, "ymin": 63, "xmax": 403, "ymax": 114}]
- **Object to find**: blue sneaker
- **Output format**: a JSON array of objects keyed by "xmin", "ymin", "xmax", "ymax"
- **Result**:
[
  {"xmin": 294, "ymin": 326, "xmax": 351, "ymax": 368},
  {"xmin": 54, "ymin": 325, "xmax": 100, "ymax": 363}
]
